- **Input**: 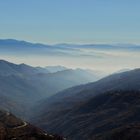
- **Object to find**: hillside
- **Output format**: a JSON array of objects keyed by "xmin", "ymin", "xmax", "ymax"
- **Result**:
[
  {"xmin": 31, "ymin": 69, "xmax": 140, "ymax": 139},
  {"xmin": 0, "ymin": 60, "xmax": 49, "ymax": 76},
  {"xmin": 32, "ymin": 68, "xmax": 140, "ymax": 117},
  {"xmin": 0, "ymin": 110, "xmax": 65, "ymax": 140},
  {"xmin": 94, "ymin": 124, "xmax": 140, "ymax": 140},
  {"xmin": 34, "ymin": 69, "xmax": 140, "ymax": 110},
  {"xmin": 0, "ymin": 60, "xmax": 100, "ymax": 118},
  {"xmin": 34, "ymin": 90, "xmax": 140, "ymax": 140}
]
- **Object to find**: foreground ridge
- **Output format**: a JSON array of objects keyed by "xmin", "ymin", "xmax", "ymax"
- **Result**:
[{"xmin": 0, "ymin": 110, "xmax": 66, "ymax": 140}]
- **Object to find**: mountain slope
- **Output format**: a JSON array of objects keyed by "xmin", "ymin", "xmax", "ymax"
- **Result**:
[
  {"xmin": 27, "ymin": 68, "xmax": 100, "ymax": 97},
  {"xmin": 48, "ymin": 68, "xmax": 140, "ymax": 104},
  {"xmin": 0, "ymin": 60, "xmax": 49, "ymax": 76},
  {"xmin": 34, "ymin": 90, "xmax": 140, "ymax": 140},
  {"xmin": 94, "ymin": 124, "xmax": 140, "ymax": 140},
  {"xmin": 0, "ymin": 60, "xmax": 100, "ymax": 118},
  {"xmin": 32, "ymin": 68, "xmax": 140, "ymax": 115},
  {"xmin": 31, "ymin": 69, "xmax": 140, "ymax": 139},
  {"xmin": 0, "ymin": 39, "xmax": 77, "ymax": 56},
  {"xmin": 0, "ymin": 110, "xmax": 65, "ymax": 140}
]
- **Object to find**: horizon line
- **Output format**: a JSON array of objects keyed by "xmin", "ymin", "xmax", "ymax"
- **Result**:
[{"xmin": 0, "ymin": 38, "xmax": 140, "ymax": 46}]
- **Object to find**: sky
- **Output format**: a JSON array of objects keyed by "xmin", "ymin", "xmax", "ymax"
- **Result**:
[
  {"xmin": 0, "ymin": 0, "xmax": 140, "ymax": 44},
  {"xmin": 0, "ymin": 0, "xmax": 140, "ymax": 73}
]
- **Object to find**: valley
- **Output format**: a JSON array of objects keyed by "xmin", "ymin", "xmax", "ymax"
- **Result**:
[
  {"xmin": 1, "ymin": 0, "xmax": 140, "ymax": 139},
  {"xmin": 0, "ymin": 60, "xmax": 140, "ymax": 140}
]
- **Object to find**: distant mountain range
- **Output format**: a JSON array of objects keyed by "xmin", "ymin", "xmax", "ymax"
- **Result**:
[
  {"xmin": 1, "ymin": 39, "xmax": 139, "ymax": 74},
  {"xmin": 0, "ymin": 39, "xmax": 140, "ymax": 56},
  {"xmin": 31, "ymin": 69, "xmax": 140, "ymax": 139},
  {"xmin": 0, "ymin": 39, "xmax": 78, "ymax": 56}
]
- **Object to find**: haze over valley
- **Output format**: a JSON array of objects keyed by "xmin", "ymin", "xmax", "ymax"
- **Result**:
[
  {"xmin": 0, "ymin": 39, "xmax": 140, "ymax": 73},
  {"xmin": 0, "ymin": 40, "xmax": 140, "ymax": 140},
  {"xmin": 0, "ymin": 58, "xmax": 140, "ymax": 139},
  {"xmin": 1, "ymin": 0, "xmax": 140, "ymax": 139}
]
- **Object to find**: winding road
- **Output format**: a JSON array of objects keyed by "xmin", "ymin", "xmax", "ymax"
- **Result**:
[
  {"xmin": 6, "ymin": 111, "xmax": 66, "ymax": 139},
  {"xmin": 13, "ymin": 121, "xmax": 28, "ymax": 129},
  {"xmin": 6, "ymin": 111, "xmax": 28, "ymax": 129}
]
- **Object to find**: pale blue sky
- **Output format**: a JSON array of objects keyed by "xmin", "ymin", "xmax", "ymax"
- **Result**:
[{"xmin": 0, "ymin": 0, "xmax": 140, "ymax": 44}]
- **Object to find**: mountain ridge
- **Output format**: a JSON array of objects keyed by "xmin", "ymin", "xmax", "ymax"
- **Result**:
[{"xmin": 0, "ymin": 59, "xmax": 100, "ymax": 119}]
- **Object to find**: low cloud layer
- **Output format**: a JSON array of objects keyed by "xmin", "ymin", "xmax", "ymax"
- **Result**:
[{"xmin": 0, "ymin": 39, "xmax": 140, "ymax": 73}]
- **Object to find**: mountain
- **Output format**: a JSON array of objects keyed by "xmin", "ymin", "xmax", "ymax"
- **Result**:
[
  {"xmin": 0, "ymin": 39, "xmax": 77, "ymax": 56},
  {"xmin": 33, "ymin": 90, "xmax": 140, "ymax": 140},
  {"xmin": 0, "ymin": 74, "xmax": 42, "ymax": 117},
  {"xmin": 26, "ymin": 68, "xmax": 101, "ymax": 98},
  {"xmin": 0, "ymin": 61, "xmax": 49, "ymax": 116},
  {"xmin": 0, "ymin": 110, "xmax": 65, "ymax": 140},
  {"xmin": 0, "ymin": 60, "xmax": 49, "ymax": 76},
  {"xmin": 0, "ymin": 60, "xmax": 100, "ymax": 118},
  {"xmin": 1, "ymin": 39, "xmax": 139, "ymax": 75},
  {"xmin": 0, "ymin": 39, "xmax": 52, "ymax": 53},
  {"xmin": 33, "ymin": 68, "xmax": 140, "ymax": 114},
  {"xmin": 1, "ymin": 39, "xmax": 140, "ymax": 57},
  {"xmin": 31, "ymin": 69, "xmax": 140, "ymax": 139},
  {"xmin": 95, "ymin": 124, "xmax": 140, "ymax": 140}
]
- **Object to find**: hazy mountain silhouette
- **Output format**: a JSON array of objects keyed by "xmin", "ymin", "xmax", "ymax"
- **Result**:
[
  {"xmin": 0, "ymin": 39, "xmax": 77, "ymax": 56},
  {"xmin": 0, "ymin": 60, "xmax": 100, "ymax": 118},
  {"xmin": 0, "ymin": 60, "xmax": 49, "ymax": 76},
  {"xmin": 0, "ymin": 39, "xmax": 140, "ymax": 57}
]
